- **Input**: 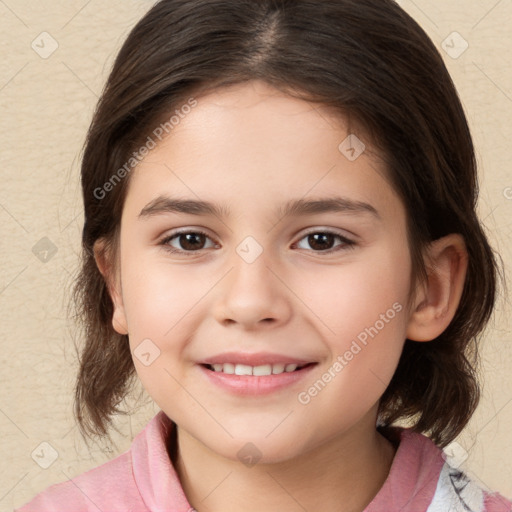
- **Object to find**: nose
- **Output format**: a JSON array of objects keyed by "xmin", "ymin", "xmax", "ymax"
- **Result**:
[{"xmin": 212, "ymin": 251, "xmax": 293, "ymax": 330}]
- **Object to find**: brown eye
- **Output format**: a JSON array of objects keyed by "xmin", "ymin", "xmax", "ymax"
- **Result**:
[
  {"xmin": 177, "ymin": 232, "xmax": 207, "ymax": 250},
  {"xmin": 159, "ymin": 229, "xmax": 355, "ymax": 256},
  {"xmin": 307, "ymin": 233, "xmax": 336, "ymax": 250},
  {"xmin": 161, "ymin": 230, "xmax": 216, "ymax": 253},
  {"xmin": 295, "ymin": 231, "xmax": 355, "ymax": 252}
]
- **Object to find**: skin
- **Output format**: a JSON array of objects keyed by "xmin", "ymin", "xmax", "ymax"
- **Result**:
[{"xmin": 95, "ymin": 80, "xmax": 468, "ymax": 512}]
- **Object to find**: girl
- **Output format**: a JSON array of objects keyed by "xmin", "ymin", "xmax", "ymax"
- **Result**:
[{"xmin": 16, "ymin": 0, "xmax": 512, "ymax": 511}]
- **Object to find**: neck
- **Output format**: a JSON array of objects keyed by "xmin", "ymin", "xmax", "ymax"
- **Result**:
[{"xmin": 174, "ymin": 411, "xmax": 397, "ymax": 512}]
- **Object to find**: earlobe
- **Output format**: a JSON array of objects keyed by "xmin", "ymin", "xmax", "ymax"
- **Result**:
[
  {"xmin": 93, "ymin": 239, "xmax": 129, "ymax": 336},
  {"xmin": 406, "ymin": 234, "xmax": 468, "ymax": 342}
]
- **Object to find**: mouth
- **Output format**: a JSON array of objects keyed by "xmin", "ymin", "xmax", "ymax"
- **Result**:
[
  {"xmin": 197, "ymin": 352, "xmax": 319, "ymax": 395},
  {"xmin": 201, "ymin": 362, "xmax": 317, "ymax": 376},
  {"xmin": 198, "ymin": 358, "xmax": 318, "ymax": 395}
]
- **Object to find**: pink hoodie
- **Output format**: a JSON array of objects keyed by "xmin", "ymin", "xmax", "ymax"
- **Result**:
[{"xmin": 16, "ymin": 411, "xmax": 512, "ymax": 512}]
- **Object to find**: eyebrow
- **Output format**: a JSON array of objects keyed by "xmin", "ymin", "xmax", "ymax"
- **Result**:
[{"xmin": 138, "ymin": 195, "xmax": 380, "ymax": 221}]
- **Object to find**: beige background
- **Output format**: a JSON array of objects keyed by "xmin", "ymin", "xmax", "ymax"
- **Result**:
[{"xmin": 1, "ymin": 0, "xmax": 511, "ymax": 510}]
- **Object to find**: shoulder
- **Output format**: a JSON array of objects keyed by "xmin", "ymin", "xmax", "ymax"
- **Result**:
[
  {"xmin": 367, "ymin": 426, "xmax": 512, "ymax": 512},
  {"xmin": 14, "ymin": 448, "xmax": 146, "ymax": 512},
  {"xmin": 13, "ymin": 412, "xmax": 174, "ymax": 512},
  {"xmin": 15, "ymin": 411, "xmax": 191, "ymax": 512}
]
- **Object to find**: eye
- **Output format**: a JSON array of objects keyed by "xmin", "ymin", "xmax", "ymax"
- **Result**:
[
  {"xmin": 159, "ymin": 228, "xmax": 356, "ymax": 255},
  {"xmin": 294, "ymin": 231, "xmax": 356, "ymax": 253},
  {"xmin": 160, "ymin": 230, "xmax": 217, "ymax": 254}
]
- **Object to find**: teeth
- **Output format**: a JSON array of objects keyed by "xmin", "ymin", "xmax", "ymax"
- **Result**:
[
  {"xmin": 272, "ymin": 363, "xmax": 285, "ymax": 374},
  {"xmin": 223, "ymin": 363, "xmax": 235, "ymax": 374},
  {"xmin": 234, "ymin": 364, "xmax": 252, "ymax": 376},
  {"xmin": 253, "ymin": 364, "xmax": 272, "ymax": 376},
  {"xmin": 209, "ymin": 362, "xmax": 305, "ymax": 375}
]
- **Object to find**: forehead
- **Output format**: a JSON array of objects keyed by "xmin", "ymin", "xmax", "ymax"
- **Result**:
[{"xmin": 124, "ymin": 80, "xmax": 405, "ymax": 225}]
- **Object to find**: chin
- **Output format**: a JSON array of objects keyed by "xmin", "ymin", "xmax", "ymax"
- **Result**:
[{"xmin": 201, "ymin": 429, "xmax": 313, "ymax": 466}]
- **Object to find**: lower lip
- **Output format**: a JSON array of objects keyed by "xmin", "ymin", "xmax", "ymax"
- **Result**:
[{"xmin": 198, "ymin": 364, "xmax": 317, "ymax": 396}]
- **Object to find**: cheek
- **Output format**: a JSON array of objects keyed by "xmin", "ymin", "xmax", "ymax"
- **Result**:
[
  {"xmin": 303, "ymin": 244, "xmax": 410, "ymax": 339},
  {"xmin": 299, "ymin": 241, "xmax": 411, "ymax": 394},
  {"xmin": 119, "ymin": 249, "xmax": 221, "ymax": 402},
  {"xmin": 120, "ymin": 248, "xmax": 209, "ymax": 339},
  {"xmin": 118, "ymin": 252, "xmax": 207, "ymax": 410}
]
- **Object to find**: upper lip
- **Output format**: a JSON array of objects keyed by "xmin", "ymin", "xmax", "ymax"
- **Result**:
[{"xmin": 200, "ymin": 352, "xmax": 316, "ymax": 367}]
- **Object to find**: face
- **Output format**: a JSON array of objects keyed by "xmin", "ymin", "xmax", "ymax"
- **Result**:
[{"xmin": 111, "ymin": 80, "xmax": 414, "ymax": 463}]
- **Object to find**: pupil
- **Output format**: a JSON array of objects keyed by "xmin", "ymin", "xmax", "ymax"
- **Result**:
[
  {"xmin": 178, "ymin": 233, "xmax": 335, "ymax": 251},
  {"xmin": 309, "ymin": 233, "xmax": 334, "ymax": 250},
  {"xmin": 181, "ymin": 233, "xmax": 205, "ymax": 250}
]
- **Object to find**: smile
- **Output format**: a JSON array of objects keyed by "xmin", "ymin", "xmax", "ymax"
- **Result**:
[
  {"xmin": 203, "ymin": 362, "xmax": 313, "ymax": 375},
  {"xmin": 199, "ymin": 359, "xmax": 318, "ymax": 395}
]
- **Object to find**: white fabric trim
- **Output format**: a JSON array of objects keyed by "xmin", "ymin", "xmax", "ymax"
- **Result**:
[{"xmin": 426, "ymin": 462, "xmax": 485, "ymax": 512}]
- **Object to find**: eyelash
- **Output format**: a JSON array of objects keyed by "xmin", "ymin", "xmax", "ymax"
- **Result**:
[{"xmin": 158, "ymin": 229, "xmax": 357, "ymax": 255}]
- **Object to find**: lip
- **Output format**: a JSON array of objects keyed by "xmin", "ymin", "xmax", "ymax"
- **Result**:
[
  {"xmin": 200, "ymin": 352, "xmax": 316, "ymax": 366},
  {"xmin": 198, "ymin": 353, "xmax": 318, "ymax": 396}
]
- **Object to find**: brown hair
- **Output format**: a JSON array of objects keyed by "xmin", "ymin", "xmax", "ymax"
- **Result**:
[{"xmin": 73, "ymin": 0, "xmax": 503, "ymax": 448}]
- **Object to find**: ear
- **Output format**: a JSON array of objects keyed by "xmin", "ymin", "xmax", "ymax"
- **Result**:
[
  {"xmin": 93, "ymin": 239, "xmax": 129, "ymax": 335},
  {"xmin": 406, "ymin": 234, "xmax": 468, "ymax": 342}
]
